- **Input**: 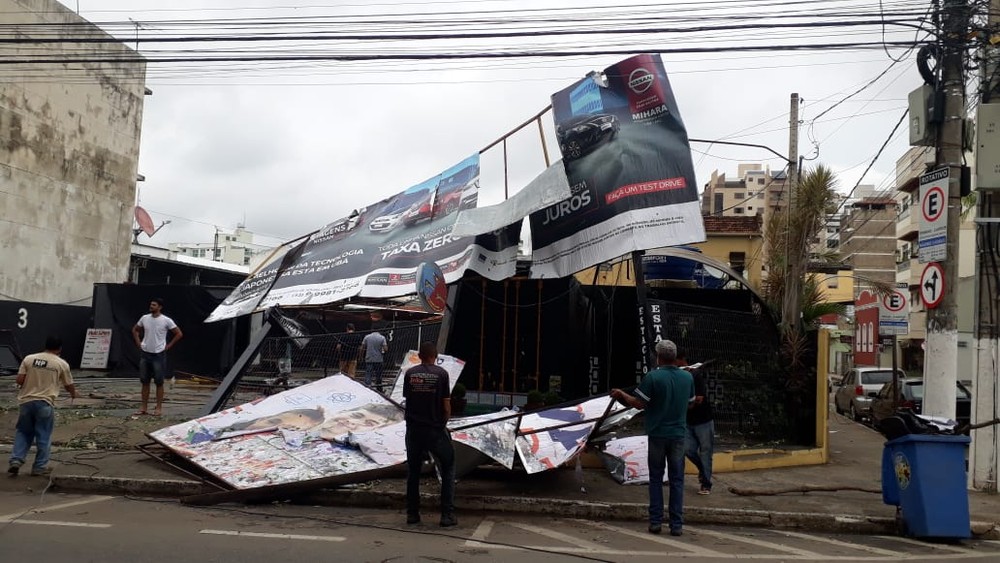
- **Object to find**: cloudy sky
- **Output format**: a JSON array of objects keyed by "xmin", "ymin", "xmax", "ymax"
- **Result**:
[{"xmin": 56, "ymin": 0, "xmax": 929, "ymax": 249}]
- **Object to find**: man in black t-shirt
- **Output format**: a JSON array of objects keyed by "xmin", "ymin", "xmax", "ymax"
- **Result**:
[
  {"xmin": 403, "ymin": 341, "xmax": 456, "ymax": 527},
  {"xmin": 682, "ymin": 351, "xmax": 714, "ymax": 495},
  {"xmin": 334, "ymin": 324, "xmax": 361, "ymax": 378}
]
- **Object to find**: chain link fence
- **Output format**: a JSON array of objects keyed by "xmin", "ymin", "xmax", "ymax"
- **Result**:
[
  {"xmin": 220, "ymin": 320, "xmax": 442, "ymax": 410},
  {"xmin": 651, "ymin": 299, "xmax": 809, "ymax": 446}
]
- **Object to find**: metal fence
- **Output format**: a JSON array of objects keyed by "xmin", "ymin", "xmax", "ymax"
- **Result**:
[
  {"xmin": 651, "ymin": 299, "xmax": 810, "ymax": 446},
  {"xmin": 220, "ymin": 320, "xmax": 441, "ymax": 410}
]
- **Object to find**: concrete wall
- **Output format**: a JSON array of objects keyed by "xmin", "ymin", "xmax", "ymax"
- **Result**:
[{"xmin": 0, "ymin": 0, "xmax": 146, "ymax": 305}]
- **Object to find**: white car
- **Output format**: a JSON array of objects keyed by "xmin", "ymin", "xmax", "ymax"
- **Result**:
[{"xmin": 368, "ymin": 211, "xmax": 406, "ymax": 233}]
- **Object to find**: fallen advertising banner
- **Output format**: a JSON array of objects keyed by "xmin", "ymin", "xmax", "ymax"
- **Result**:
[
  {"xmin": 531, "ymin": 54, "xmax": 706, "ymax": 278},
  {"xmin": 206, "ymin": 154, "xmax": 521, "ymax": 320},
  {"xmin": 601, "ymin": 435, "xmax": 670, "ymax": 485},
  {"xmin": 150, "ymin": 373, "xmax": 639, "ymax": 495}
]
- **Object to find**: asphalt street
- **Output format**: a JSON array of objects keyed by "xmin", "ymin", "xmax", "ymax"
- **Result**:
[{"xmin": 1, "ymin": 491, "xmax": 998, "ymax": 562}]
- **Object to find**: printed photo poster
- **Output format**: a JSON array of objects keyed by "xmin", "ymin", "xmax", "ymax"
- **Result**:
[
  {"xmin": 348, "ymin": 421, "xmax": 408, "ymax": 466},
  {"xmin": 387, "ymin": 350, "xmax": 466, "ymax": 404},
  {"xmin": 148, "ymin": 375, "xmax": 405, "ymax": 489},
  {"xmin": 248, "ymin": 154, "xmax": 521, "ymax": 309},
  {"xmin": 530, "ymin": 54, "xmax": 706, "ymax": 278},
  {"xmin": 448, "ymin": 410, "xmax": 519, "ymax": 469},
  {"xmin": 601, "ymin": 435, "xmax": 669, "ymax": 485},
  {"xmin": 515, "ymin": 396, "xmax": 615, "ymax": 474}
]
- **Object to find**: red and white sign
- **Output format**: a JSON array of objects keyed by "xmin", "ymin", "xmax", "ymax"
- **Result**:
[
  {"xmin": 854, "ymin": 290, "xmax": 879, "ymax": 366},
  {"xmin": 920, "ymin": 262, "xmax": 945, "ymax": 309},
  {"xmin": 878, "ymin": 282, "xmax": 909, "ymax": 336}
]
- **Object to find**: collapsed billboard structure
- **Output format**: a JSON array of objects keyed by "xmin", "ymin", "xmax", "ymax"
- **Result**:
[
  {"xmin": 150, "ymin": 364, "xmax": 640, "ymax": 496},
  {"xmin": 155, "ymin": 54, "xmax": 712, "ymax": 497}
]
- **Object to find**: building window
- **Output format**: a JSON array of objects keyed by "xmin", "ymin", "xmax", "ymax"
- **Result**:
[
  {"xmin": 714, "ymin": 193, "xmax": 724, "ymax": 212},
  {"xmin": 826, "ymin": 239, "xmax": 838, "ymax": 249},
  {"xmin": 758, "ymin": 178, "xmax": 765, "ymax": 185},
  {"xmin": 827, "ymin": 278, "xmax": 839, "ymax": 289},
  {"xmin": 729, "ymin": 252, "xmax": 746, "ymax": 272},
  {"xmin": 734, "ymin": 193, "xmax": 744, "ymax": 199},
  {"xmin": 747, "ymin": 206, "xmax": 753, "ymax": 210},
  {"xmin": 757, "ymin": 192, "xmax": 765, "ymax": 199},
  {"xmin": 734, "ymin": 207, "xmax": 744, "ymax": 214}
]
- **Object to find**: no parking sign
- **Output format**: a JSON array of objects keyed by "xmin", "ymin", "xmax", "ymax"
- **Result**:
[{"xmin": 878, "ymin": 283, "xmax": 909, "ymax": 335}]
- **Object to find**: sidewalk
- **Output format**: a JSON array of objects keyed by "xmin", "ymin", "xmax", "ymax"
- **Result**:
[{"xmin": 2, "ymin": 378, "xmax": 999, "ymax": 538}]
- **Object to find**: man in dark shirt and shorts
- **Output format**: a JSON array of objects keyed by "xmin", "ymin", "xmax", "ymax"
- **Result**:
[{"xmin": 402, "ymin": 341, "xmax": 456, "ymax": 527}]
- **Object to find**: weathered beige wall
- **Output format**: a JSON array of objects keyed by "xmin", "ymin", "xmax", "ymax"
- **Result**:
[{"xmin": 0, "ymin": 0, "xmax": 146, "ymax": 305}]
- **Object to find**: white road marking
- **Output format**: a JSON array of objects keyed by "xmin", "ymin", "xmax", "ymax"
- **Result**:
[
  {"xmin": 0, "ymin": 519, "xmax": 112, "ymax": 528},
  {"xmin": 507, "ymin": 521, "xmax": 607, "ymax": 551},
  {"xmin": 874, "ymin": 535, "xmax": 971, "ymax": 553},
  {"xmin": 462, "ymin": 518, "xmax": 997, "ymax": 560},
  {"xmin": 465, "ymin": 519, "xmax": 495, "ymax": 546},
  {"xmin": 0, "ymin": 495, "xmax": 112, "ymax": 521},
  {"xmin": 199, "ymin": 530, "xmax": 345, "ymax": 542},
  {"xmin": 685, "ymin": 525, "xmax": 824, "ymax": 557},
  {"xmin": 771, "ymin": 530, "xmax": 901, "ymax": 556},
  {"xmin": 574, "ymin": 519, "xmax": 727, "ymax": 557}
]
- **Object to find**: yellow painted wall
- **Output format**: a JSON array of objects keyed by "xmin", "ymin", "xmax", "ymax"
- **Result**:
[{"xmin": 813, "ymin": 269, "xmax": 855, "ymax": 304}]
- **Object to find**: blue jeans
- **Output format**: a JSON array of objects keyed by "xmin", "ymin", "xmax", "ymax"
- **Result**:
[
  {"xmin": 364, "ymin": 361, "xmax": 384, "ymax": 390},
  {"xmin": 139, "ymin": 351, "xmax": 167, "ymax": 385},
  {"xmin": 10, "ymin": 400, "xmax": 55, "ymax": 471},
  {"xmin": 685, "ymin": 420, "xmax": 715, "ymax": 490},
  {"xmin": 648, "ymin": 436, "xmax": 686, "ymax": 531},
  {"xmin": 405, "ymin": 426, "xmax": 455, "ymax": 517}
]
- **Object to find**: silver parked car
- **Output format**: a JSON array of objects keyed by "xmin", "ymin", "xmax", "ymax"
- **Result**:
[{"xmin": 833, "ymin": 367, "xmax": 905, "ymax": 421}]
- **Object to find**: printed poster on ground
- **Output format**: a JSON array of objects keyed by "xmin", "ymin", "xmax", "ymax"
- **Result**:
[{"xmin": 530, "ymin": 54, "xmax": 706, "ymax": 278}]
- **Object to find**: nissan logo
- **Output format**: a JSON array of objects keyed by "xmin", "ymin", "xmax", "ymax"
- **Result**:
[{"xmin": 628, "ymin": 68, "xmax": 655, "ymax": 93}]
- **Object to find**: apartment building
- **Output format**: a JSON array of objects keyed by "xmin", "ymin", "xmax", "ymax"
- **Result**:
[
  {"xmin": 840, "ymin": 197, "xmax": 898, "ymax": 297},
  {"xmin": 170, "ymin": 225, "xmax": 275, "ymax": 267}
]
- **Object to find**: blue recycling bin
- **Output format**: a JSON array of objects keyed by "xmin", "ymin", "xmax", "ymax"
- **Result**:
[{"xmin": 881, "ymin": 434, "xmax": 971, "ymax": 538}]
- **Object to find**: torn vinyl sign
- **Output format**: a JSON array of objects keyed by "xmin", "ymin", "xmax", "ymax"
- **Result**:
[
  {"xmin": 530, "ymin": 54, "xmax": 706, "ymax": 278},
  {"xmin": 515, "ymin": 396, "xmax": 616, "ymax": 474}
]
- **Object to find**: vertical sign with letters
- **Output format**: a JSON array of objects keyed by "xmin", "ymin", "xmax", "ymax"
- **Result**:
[{"xmin": 918, "ymin": 167, "xmax": 948, "ymax": 263}]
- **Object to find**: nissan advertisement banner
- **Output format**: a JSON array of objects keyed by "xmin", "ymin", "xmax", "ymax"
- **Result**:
[
  {"xmin": 530, "ymin": 54, "xmax": 706, "ymax": 278},
  {"xmin": 207, "ymin": 154, "xmax": 521, "ymax": 321}
]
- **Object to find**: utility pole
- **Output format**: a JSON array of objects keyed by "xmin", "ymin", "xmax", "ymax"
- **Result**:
[
  {"xmin": 781, "ymin": 93, "xmax": 801, "ymax": 334},
  {"xmin": 923, "ymin": 0, "xmax": 969, "ymax": 420},
  {"xmin": 970, "ymin": 0, "xmax": 1000, "ymax": 492}
]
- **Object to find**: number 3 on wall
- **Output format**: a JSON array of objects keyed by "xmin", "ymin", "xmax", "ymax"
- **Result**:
[{"xmin": 17, "ymin": 307, "xmax": 27, "ymax": 328}]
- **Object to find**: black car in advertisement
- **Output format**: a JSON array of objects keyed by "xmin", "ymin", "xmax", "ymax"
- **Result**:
[{"xmin": 557, "ymin": 113, "xmax": 619, "ymax": 161}]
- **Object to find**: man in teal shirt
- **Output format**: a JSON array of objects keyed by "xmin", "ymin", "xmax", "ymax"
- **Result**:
[{"xmin": 611, "ymin": 339, "xmax": 694, "ymax": 536}]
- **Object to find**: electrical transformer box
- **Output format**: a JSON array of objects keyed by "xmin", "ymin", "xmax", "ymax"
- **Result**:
[
  {"xmin": 909, "ymin": 84, "xmax": 936, "ymax": 147},
  {"xmin": 976, "ymin": 103, "xmax": 1000, "ymax": 189}
]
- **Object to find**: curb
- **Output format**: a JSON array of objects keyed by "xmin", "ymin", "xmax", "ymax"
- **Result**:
[{"xmin": 44, "ymin": 473, "xmax": 1000, "ymax": 539}]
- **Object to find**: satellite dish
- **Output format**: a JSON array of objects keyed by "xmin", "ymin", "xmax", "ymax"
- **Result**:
[{"xmin": 134, "ymin": 206, "xmax": 155, "ymax": 236}]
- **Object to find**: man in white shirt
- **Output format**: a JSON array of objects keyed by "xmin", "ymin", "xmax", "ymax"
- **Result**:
[{"xmin": 132, "ymin": 298, "xmax": 183, "ymax": 416}]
